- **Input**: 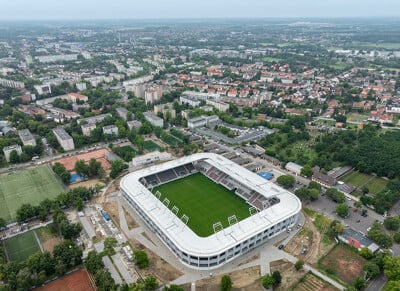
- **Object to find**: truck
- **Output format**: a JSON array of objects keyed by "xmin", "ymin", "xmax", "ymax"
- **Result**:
[{"xmin": 101, "ymin": 210, "xmax": 110, "ymax": 221}]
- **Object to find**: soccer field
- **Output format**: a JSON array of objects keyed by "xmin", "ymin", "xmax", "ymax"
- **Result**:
[
  {"xmin": 0, "ymin": 165, "xmax": 65, "ymax": 222},
  {"xmin": 4, "ymin": 231, "xmax": 42, "ymax": 262},
  {"xmin": 153, "ymin": 173, "xmax": 250, "ymax": 237}
]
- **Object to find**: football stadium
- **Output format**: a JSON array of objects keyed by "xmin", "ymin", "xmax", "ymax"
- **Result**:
[{"xmin": 120, "ymin": 153, "xmax": 301, "ymax": 269}]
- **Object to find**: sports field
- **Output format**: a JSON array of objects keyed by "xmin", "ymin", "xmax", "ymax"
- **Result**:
[
  {"xmin": 0, "ymin": 165, "xmax": 65, "ymax": 222},
  {"xmin": 4, "ymin": 231, "xmax": 42, "ymax": 262},
  {"xmin": 153, "ymin": 173, "xmax": 250, "ymax": 237},
  {"xmin": 341, "ymin": 170, "xmax": 388, "ymax": 195}
]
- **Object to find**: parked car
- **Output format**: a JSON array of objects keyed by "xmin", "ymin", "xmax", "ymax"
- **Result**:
[{"xmin": 278, "ymin": 244, "xmax": 284, "ymax": 250}]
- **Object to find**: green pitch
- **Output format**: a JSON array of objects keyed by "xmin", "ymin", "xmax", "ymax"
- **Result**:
[
  {"xmin": 4, "ymin": 231, "xmax": 42, "ymax": 262},
  {"xmin": 0, "ymin": 165, "xmax": 65, "ymax": 222},
  {"xmin": 153, "ymin": 173, "xmax": 250, "ymax": 237}
]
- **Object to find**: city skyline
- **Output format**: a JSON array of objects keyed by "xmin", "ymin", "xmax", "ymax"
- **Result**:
[{"xmin": 1, "ymin": 0, "xmax": 399, "ymax": 20}]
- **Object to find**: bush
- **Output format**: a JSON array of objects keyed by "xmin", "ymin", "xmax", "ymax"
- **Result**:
[
  {"xmin": 134, "ymin": 250, "xmax": 149, "ymax": 269},
  {"xmin": 220, "ymin": 275, "xmax": 232, "ymax": 291},
  {"xmin": 295, "ymin": 259, "xmax": 304, "ymax": 271}
]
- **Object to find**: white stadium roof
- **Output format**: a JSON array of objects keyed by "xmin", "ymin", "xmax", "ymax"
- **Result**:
[{"xmin": 120, "ymin": 153, "xmax": 301, "ymax": 257}]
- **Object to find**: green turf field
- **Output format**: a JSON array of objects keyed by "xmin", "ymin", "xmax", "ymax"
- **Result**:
[
  {"xmin": 0, "ymin": 165, "xmax": 65, "ymax": 222},
  {"xmin": 153, "ymin": 173, "xmax": 250, "ymax": 237},
  {"xmin": 143, "ymin": 140, "xmax": 163, "ymax": 152},
  {"xmin": 4, "ymin": 231, "xmax": 42, "ymax": 262}
]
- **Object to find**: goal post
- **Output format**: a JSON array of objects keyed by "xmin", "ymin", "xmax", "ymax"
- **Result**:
[
  {"xmin": 249, "ymin": 206, "xmax": 258, "ymax": 216},
  {"xmin": 228, "ymin": 215, "xmax": 238, "ymax": 226},
  {"xmin": 171, "ymin": 205, "xmax": 179, "ymax": 216},
  {"xmin": 155, "ymin": 191, "xmax": 161, "ymax": 199},
  {"xmin": 181, "ymin": 214, "xmax": 189, "ymax": 225},
  {"xmin": 213, "ymin": 221, "xmax": 223, "ymax": 234},
  {"xmin": 162, "ymin": 198, "xmax": 170, "ymax": 208}
]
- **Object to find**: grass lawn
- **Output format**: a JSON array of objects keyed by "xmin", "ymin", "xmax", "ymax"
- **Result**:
[
  {"xmin": 320, "ymin": 244, "xmax": 367, "ymax": 285},
  {"xmin": 153, "ymin": 173, "xmax": 250, "ymax": 237},
  {"xmin": 346, "ymin": 113, "xmax": 369, "ymax": 123},
  {"xmin": 341, "ymin": 171, "xmax": 372, "ymax": 187},
  {"xmin": 143, "ymin": 140, "xmax": 163, "ymax": 152},
  {"xmin": 365, "ymin": 177, "xmax": 388, "ymax": 195},
  {"xmin": 4, "ymin": 231, "xmax": 41, "ymax": 262},
  {"xmin": 0, "ymin": 165, "xmax": 65, "ymax": 222},
  {"xmin": 161, "ymin": 134, "xmax": 181, "ymax": 147}
]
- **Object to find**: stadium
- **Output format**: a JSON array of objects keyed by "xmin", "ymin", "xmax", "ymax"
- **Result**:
[{"xmin": 120, "ymin": 153, "xmax": 301, "ymax": 269}]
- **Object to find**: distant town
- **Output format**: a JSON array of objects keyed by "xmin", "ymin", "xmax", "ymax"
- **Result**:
[{"xmin": 0, "ymin": 18, "xmax": 400, "ymax": 291}]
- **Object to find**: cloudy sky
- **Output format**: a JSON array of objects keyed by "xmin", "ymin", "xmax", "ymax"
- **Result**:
[{"xmin": 1, "ymin": 0, "xmax": 399, "ymax": 20}]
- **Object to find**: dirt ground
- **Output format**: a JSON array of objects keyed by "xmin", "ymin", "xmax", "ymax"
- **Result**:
[
  {"xmin": 51, "ymin": 148, "xmax": 111, "ymax": 172},
  {"xmin": 284, "ymin": 212, "xmax": 334, "ymax": 266},
  {"xmin": 293, "ymin": 273, "xmax": 339, "ymax": 291},
  {"xmin": 102, "ymin": 201, "xmax": 120, "ymax": 228},
  {"xmin": 181, "ymin": 266, "xmax": 262, "ymax": 291},
  {"xmin": 129, "ymin": 238, "xmax": 183, "ymax": 283},
  {"xmin": 123, "ymin": 206, "xmax": 138, "ymax": 229},
  {"xmin": 270, "ymin": 259, "xmax": 306, "ymax": 291},
  {"xmin": 320, "ymin": 244, "xmax": 367, "ymax": 285},
  {"xmin": 35, "ymin": 269, "xmax": 95, "ymax": 291},
  {"xmin": 69, "ymin": 179, "xmax": 104, "ymax": 190},
  {"xmin": 35, "ymin": 228, "xmax": 61, "ymax": 253}
]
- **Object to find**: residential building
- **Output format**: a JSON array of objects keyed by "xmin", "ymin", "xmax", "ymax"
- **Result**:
[
  {"xmin": 206, "ymin": 99, "xmax": 229, "ymax": 112},
  {"xmin": 36, "ymin": 54, "xmax": 78, "ymax": 63},
  {"xmin": 154, "ymin": 103, "xmax": 176, "ymax": 119},
  {"xmin": 81, "ymin": 123, "xmax": 96, "ymax": 136},
  {"xmin": 52, "ymin": 127, "xmax": 75, "ymax": 151},
  {"xmin": 0, "ymin": 78, "xmax": 25, "ymax": 89},
  {"xmin": 312, "ymin": 166, "xmax": 337, "ymax": 187},
  {"xmin": 78, "ymin": 113, "xmax": 112, "ymax": 125},
  {"xmin": 188, "ymin": 116, "xmax": 206, "ymax": 129},
  {"xmin": 127, "ymin": 120, "xmax": 142, "ymax": 130},
  {"xmin": 116, "ymin": 107, "xmax": 129, "ymax": 121},
  {"xmin": 180, "ymin": 96, "xmax": 201, "ymax": 107},
  {"xmin": 285, "ymin": 162, "xmax": 303, "ymax": 176},
  {"xmin": 103, "ymin": 125, "xmax": 119, "ymax": 135},
  {"xmin": 3, "ymin": 144, "xmax": 22, "ymax": 162},
  {"xmin": 34, "ymin": 84, "xmax": 52, "ymax": 95},
  {"xmin": 143, "ymin": 111, "xmax": 163, "ymax": 127},
  {"xmin": 18, "ymin": 129, "xmax": 36, "ymax": 146}
]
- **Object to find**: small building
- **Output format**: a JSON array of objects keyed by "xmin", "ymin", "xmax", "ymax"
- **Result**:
[
  {"xmin": 188, "ymin": 116, "xmax": 206, "ymax": 129},
  {"xmin": 3, "ymin": 144, "xmax": 22, "ymax": 162},
  {"xmin": 285, "ymin": 162, "xmax": 303, "ymax": 176},
  {"xmin": 131, "ymin": 151, "xmax": 171, "ymax": 167},
  {"xmin": 52, "ymin": 127, "xmax": 75, "ymax": 151},
  {"xmin": 338, "ymin": 228, "xmax": 380, "ymax": 253},
  {"xmin": 81, "ymin": 123, "xmax": 96, "ymax": 136},
  {"xmin": 312, "ymin": 166, "xmax": 336, "ymax": 187},
  {"xmin": 18, "ymin": 129, "xmax": 36, "ymax": 146},
  {"xmin": 77, "ymin": 113, "xmax": 112, "ymax": 125},
  {"xmin": 127, "ymin": 120, "xmax": 142, "ymax": 131},
  {"xmin": 154, "ymin": 103, "xmax": 176, "ymax": 119},
  {"xmin": 34, "ymin": 84, "xmax": 52, "ymax": 95},
  {"xmin": 103, "ymin": 125, "xmax": 119, "ymax": 135},
  {"xmin": 116, "ymin": 107, "xmax": 129, "ymax": 121},
  {"xmin": 143, "ymin": 111, "xmax": 163, "ymax": 128}
]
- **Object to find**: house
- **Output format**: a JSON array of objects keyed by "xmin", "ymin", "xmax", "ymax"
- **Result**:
[
  {"xmin": 81, "ymin": 123, "xmax": 96, "ymax": 136},
  {"xmin": 52, "ymin": 127, "xmax": 74, "ymax": 151},
  {"xmin": 103, "ymin": 125, "xmax": 119, "ymax": 135},
  {"xmin": 312, "ymin": 166, "xmax": 336, "ymax": 187},
  {"xmin": 127, "ymin": 120, "xmax": 142, "ymax": 131},
  {"xmin": 18, "ymin": 129, "xmax": 36, "ymax": 146},
  {"xmin": 285, "ymin": 162, "xmax": 303, "ymax": 176},
  {"xmin": 116, "ymin": 107, "xmax": 129, "ymax": 121},
  {"xmin": 338, "ymin": 228, "xmax": 380, "ymax": 253},
  {"xmin": 143, "ymin": 111, "xmax": 163, "ymax": 128},
  {"xmin": 3, "ymin": 144, "xmax": 22, "ymax": 162}
]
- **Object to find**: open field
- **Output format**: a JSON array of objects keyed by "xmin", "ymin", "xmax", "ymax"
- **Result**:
[
  {"xmin": 0, "ymin": 165, "xmax": 65, "ymax": 222},
  {"xmin": 51, "ymin": 148, "xmax": 111, "ymax": 172},
  {"xmin": 4, "ymin": 231, "xmax": 41, "ymax": 262},
  {"xmin": 143, "ymin": 140, "xmax": 163, "ymax": 152},
  {"xmin": 341, "ymin": 170, "xmax": 388, "ymax": 194},
  {"xmin": 346, "ymin": 113, "xmax": 368, "ymax": 123},
  {"xmin": 319, "ymin": 244, "xmax": 367, "ymax": 285},
  {"xmin": 35, "ymin": 269, "xmax": 95, "ymax": 291},
  {"xmin": 35, "ymin": 225, "xmax": 61, "ymax": 253},
  {"xmin": 161, "ymin": 133, "xmax": 181, "ymax": 147},
  {"xmin": 293, "ymin": 272, "xmax": 339, "ymax": 291},
  {"xmin": 153, "ymin": 173, "xmax": 250, "ymax": 237}
]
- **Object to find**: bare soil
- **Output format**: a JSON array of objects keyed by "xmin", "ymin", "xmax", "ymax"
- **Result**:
[
  {"xmin": 69, "ymin": 179, "xmax": 104, "ymax": 190},
  {"xmin": 270, "ymin": 259, "xmax": 306, "ymax": 291},
  {"xmin": 103, "ymin": 201, "xmax": 120, "ymax": 228},
  {"xmin": 129, "ymin": 238, "xmax": 183, "ymax": 283},
  {"xmin": 35, "ymin": 269, "xmax": 95, "ymax": 291},
  {"xmin": 181, "ymin": 266, "xmax": 262, "ymax": 291},
  {"xmin": 320, "ymin": 244, "xmax": 367, "ymax": 285},
  {"xmin": 293, "ymin": 273, "xmax": 339, "ymax": 291},
  {"xmin": 35, "ymin": 228, "xmax": 61, "ymax": 253},
  {"xmin": 123, "ymin": 206, "xmax": 138, "ymax": 229}
]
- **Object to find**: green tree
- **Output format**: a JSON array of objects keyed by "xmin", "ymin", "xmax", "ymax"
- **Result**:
[
  {"xmin": 359, "ymin": 247, "xmax": 373, "ymax": 260},
  {"xmin": 336, "ymin": 203, "xmax": 349, "ymax": 218},
  {"xmin": 364, "ymin": 262, "xmax": 380, "ymax": 279},
  {"xmin": 272, "ymin": 271, "xmax": 282, "ymax": 285},
  {"xmin": 104, "ymin": 237, "xmax": 118, "ymax": 256},
  {"xmin": 384, "ymin": 256, "xmax": 400, "ymax": 281},
  {"xmin": 85, "ymin": 251, "xmax": 104, "ymax": 274},
  {"xmin": 144, "ymin": 275, "xmax": 158, "ymax": 290},
  {"xmin": 134, "ymin": 250, "xmax": 149, "ymax": 269},
  {"xmin": 353, "ymin": 276, "xmax": 366, "ymax": 290},
  {"xmin": 308, "ymin": 181, "xmax": 321, "ymax": 191},
  {"xmin": 261, "ymin": 274, "xmax": 275, "ymax": 289},
  {"xmin": 74, "ymin": 160, "xmax": 89, "ymax": 177},
  {"xmin": 0, "ymin": 217, "xmax": 6, "ymax": 228},
  {"xmin": 276, "ymin": 175, "xmax": 295, "ymax": 189},
  {"xmin": 164, "ymin": 284, "xmax": 184, "ymax": 291},
  {"xmin": 220, "ymin": 275, "xmax": 233, "ymax": 291},
  {"xmin": 393, "ymin": 231, "xmax": 400, "ymax": 243},
  {"xmin": 300, "ymin": 165, "xmax": 313, "ymax": 177},
  {"xmin": 110, "ymin": 160, "xmax": 128, "ymax": 179},
  {"xmin": 384, "ymin": 216, "xmax": 400, "ymax": 231},
  {"xmin": 295, "ymin": 259, "xmax": 304, "ymax": 271},
  {"xmin": 9, "ymin": 150, "xmax": 20, "ymax": 164},
  {"xmin": 326, "ymin": 188, "xmax": 346, "ymax": 203}
]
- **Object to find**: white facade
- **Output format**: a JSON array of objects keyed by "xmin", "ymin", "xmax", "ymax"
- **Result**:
[
  {"xmin": 131, "ymin": 151, "xmax": 172, "ymax": 167},
  {"xmin": 103, "ymin": 125, "xmax": 119, "ymax": 135},
  {"xmin": 52, "ymin": 127, "xmax": 75, "ymax": 151},
  {"xmin": 3, "ymin": 144, "xmax": 22, "ymax": 162},
  {"xmin": 144, "ymin": 111, "xmax": 164, "ymax": 127},
  {"xmin": 18, "ymin": 129, "xmax": 36, "ymax": 146},
  {"xmin": 120, "ymin": 153, "xmax": 301, "ymax": 270},
  {"xmin": 81, "ymin": 123, "xmax": 96, "ymax": 136}
]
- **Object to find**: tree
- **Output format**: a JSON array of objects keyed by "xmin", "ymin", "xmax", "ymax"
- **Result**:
[
  {"xmin": 60, "ymin": 221, "xmax": 82, "ymax": 240},
  {"xmin": 261, "ymin": 274, "xmax": 275, "ymax": 289},
  {"xmin": 359, "ymin": 247, "xmax": 373, "ymax": 260},
  {"xmin": 308, "ymin": 181, "xmax": 321, "ymax": 191},
  {"xmin": 272, "ymin": 271, "xmax": 282, "ymax": 285},
  {"xmin": 85, "ymin": 251, "xmax": 104, "ymax": 274},
  {"xmin": 220, "ymin": 275, "xmax": 233, "ymax": 291},
  {"xmin": 384, "ymin": 216, "xmax": 400, "ymax": 231},
  {"xmin": 110, "ymin": 160, "xmax": 128, "ymax": 179},
  {"xmin": 74, "ymin": 160, "xmax": 89, "ymax": 178},
  {"xmin": 53, "ymin": 240, "xmax": 82, "ymax": 270},
  {"xmin": 88, "ymin": 158, "xmax": 103, "ymax": 178},
  {"xmin": 336, "ymin": 203, "xmax": 349, "ymax": 218},
  {"xmin": 295, "ymin": 259, "xmax": 304, "ymax": 271},
  {"xmin": 164, "ymin": 285, "xmax": 184, "ymax": 291},
  {"xmin": 104, "ymin": 237, "xmax": 118, "ymax": 255},
  {"xmin": 134, "ymin": 250, "xmax": 149, "ymax": 269},
  {"xmin": 393, "ymin": 232, "xmax": 400, "ymax": 243},
  {"xmin": 329, "ymin": 220, "xmax": 344, "ymax": 237},
  {"xmin": 276, "ymin": 175, "xmax": 295, "ymax": 189},
  {"xmin": 0, "ymin": 217, "xmax": 6, "ymax": 228},
  {"xmin": 326, "ymin": 188, "xmax": 346, "ymax": 203},
  {"xmin": 9, "ymin": 150, "xmax": 20, "ymax": 164},
  {"xmin": 364, "ymin": 262, "xmax": 380, "ymax": 279},
  {"xmin": 353, "ymin": 276, "xmax": 366, "ymax": 290},
  {"xmin": 144, "ymin": 275, "xmax": 158, "ymax": 290},
  {"xmin": 300, "ymin": 165, "xmax": 313, "ymax": 177},
  {"xmin": 384, "ymin": 256, "xmax": 400, "ymax": 281}
]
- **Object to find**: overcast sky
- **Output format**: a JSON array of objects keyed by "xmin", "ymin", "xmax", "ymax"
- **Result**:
[{"xmin": 1, "ymin": 0, "xmax": 399, "ymax": 20}]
